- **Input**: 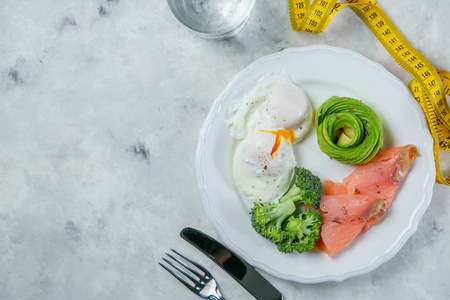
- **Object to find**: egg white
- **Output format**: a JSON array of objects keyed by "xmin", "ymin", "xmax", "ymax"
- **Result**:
[
  {"xmin": 227, "ymin": 72, "xmax": 312, "ymax": 143},
  {"xmin": 233, "ymin": 130, "xmax": 296, "ymax": 205}
]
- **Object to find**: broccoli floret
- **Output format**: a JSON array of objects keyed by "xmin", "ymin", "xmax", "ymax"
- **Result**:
[
  {"xmin": 279, "ymin": 167, "xmax": 323, "ymax": 209},
  {"xmin": 250, "ymin": 199, "xmax": 296, "ymax": 243},
  {"xmin": 250, "ymin": 167, "xmax": 324, "ymax": 254},
  {"xmin": 276, "ymin": 209, "xmax": 322, "ymax": 254}
]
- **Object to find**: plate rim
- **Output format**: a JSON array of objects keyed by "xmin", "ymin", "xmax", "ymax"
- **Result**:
[{"xmin": 195, "ymin": 45, "xmax": 435, "ymax": 283}]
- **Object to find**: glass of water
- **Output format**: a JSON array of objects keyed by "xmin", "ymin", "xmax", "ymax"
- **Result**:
[{"xmin": 167, "ymin": 0, "xmax": 256, "ymax": 39}]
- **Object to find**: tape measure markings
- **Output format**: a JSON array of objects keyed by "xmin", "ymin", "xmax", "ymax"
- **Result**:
[
  {"xmin": 288, "ymin": 0, "xmax": 450, "ymax": 185},
  {"xmin": 352, "ymin": 1, "xmax": 450, "ymax": 133}
]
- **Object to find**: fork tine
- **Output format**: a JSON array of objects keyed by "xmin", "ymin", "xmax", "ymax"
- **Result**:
[
  {"xmin": 166, "ymin": 252, "xmax": 203, "ymax": 279},
  {"xmin": 158, "ymin": 262, "xmax": 195, "ymax": 292},
  {"xmin": 160, "ymin": 249, "xmax": 224, "ymax": 299},
  {"xmin": 161, "ymin": 256, "xmax": 199, "ymax": 285},
  {"xmin": 170, "ymin": 248, "xmax": 211, "ymax": 276}
]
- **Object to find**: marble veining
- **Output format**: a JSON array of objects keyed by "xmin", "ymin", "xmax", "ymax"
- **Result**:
[{"xmin": 1, "ymin": 1, "xmax": 449, "ymax": 299}]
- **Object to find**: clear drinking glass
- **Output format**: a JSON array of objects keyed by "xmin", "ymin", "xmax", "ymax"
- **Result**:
[{"xmin": 167, "ymin": 0, "xmax": 256, "ymax": 39}]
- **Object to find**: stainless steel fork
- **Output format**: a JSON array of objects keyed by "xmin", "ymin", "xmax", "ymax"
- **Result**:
[{"xmin": 159, "ymin": 248, "xmax": 225, "ymax": 300}]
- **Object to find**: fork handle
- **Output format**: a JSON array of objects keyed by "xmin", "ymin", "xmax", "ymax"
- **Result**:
[{"xmin": 210, "ymin": 296, "xmax": 225, "ymax": 300}]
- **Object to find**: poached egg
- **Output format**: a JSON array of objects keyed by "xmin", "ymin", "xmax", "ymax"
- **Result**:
[
  {"xmin": 227, "ymin": 72, "xmax": 313, "ymax": 144},
  {"xmin": 233, "ymin": 129, "xmax": 297, "ymax": 204}
]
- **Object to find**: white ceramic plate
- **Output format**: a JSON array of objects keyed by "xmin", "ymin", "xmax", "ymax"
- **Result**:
[{"xmin": 195, "ymin": 45, "xmax": 435, "ymax": 283}]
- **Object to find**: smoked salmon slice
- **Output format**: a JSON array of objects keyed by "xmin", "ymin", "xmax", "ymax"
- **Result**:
[
  {"xmin": 318, "ymin": 144, "xmax": 418, "ymax": 256},
  {"xmin": 323, "ymin": 179, "xmax": 347, "ymax": 195},
  {"xmin": 316, "ymin": 194, "xmax": 384, "ymax": 256}
]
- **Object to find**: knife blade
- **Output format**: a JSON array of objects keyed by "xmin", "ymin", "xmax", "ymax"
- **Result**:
[{"xmin": 180, "ymin": 227, "xmax": 283, "ymax": 300}]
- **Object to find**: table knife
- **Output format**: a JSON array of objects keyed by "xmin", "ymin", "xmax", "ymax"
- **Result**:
[{"xmin": 180, "ymin": 227, "xmax": 283, "ymax": 300}]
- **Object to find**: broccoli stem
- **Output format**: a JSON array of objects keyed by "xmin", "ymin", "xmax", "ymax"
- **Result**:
[
  {"xmin": 279, "ymin": 185, "xmax": 302, "ymax": 203},
  {"xmin": 270, "ymin": 199, "xmax": 296, "ymax": 227},
  {"xmin": 285, "ymin": 217, "xmax": 301, "ymax": 230}
]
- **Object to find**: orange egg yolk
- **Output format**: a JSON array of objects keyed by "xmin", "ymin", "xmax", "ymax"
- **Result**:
[{"xmin": 260, "ymin": 129, "xmax": 295, "ymax": 159}]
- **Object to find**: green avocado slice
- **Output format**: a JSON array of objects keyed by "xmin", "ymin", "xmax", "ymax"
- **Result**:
[{"xmin": 315, "ymin": 96, "xmax": 383, "ymax": 165}]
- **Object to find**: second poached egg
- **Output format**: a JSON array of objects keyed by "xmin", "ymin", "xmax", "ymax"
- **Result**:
[{"xmin": 233, "ymin": 130, "xmax": 297, "ymax": 204}]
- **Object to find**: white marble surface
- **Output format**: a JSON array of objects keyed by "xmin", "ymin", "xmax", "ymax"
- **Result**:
[{"xmin": 1, "ymin": 1, "xmax": 449, "ymax": 299}]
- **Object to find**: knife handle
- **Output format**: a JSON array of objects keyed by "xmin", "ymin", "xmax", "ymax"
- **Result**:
[{"xmin": 180, "ymin": 227, "xmax": 283, "ymax": 300}]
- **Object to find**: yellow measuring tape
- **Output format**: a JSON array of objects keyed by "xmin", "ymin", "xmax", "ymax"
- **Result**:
[{"xmin": 288, "ymin": 0, "xmax": 450, "ymax": 185}]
